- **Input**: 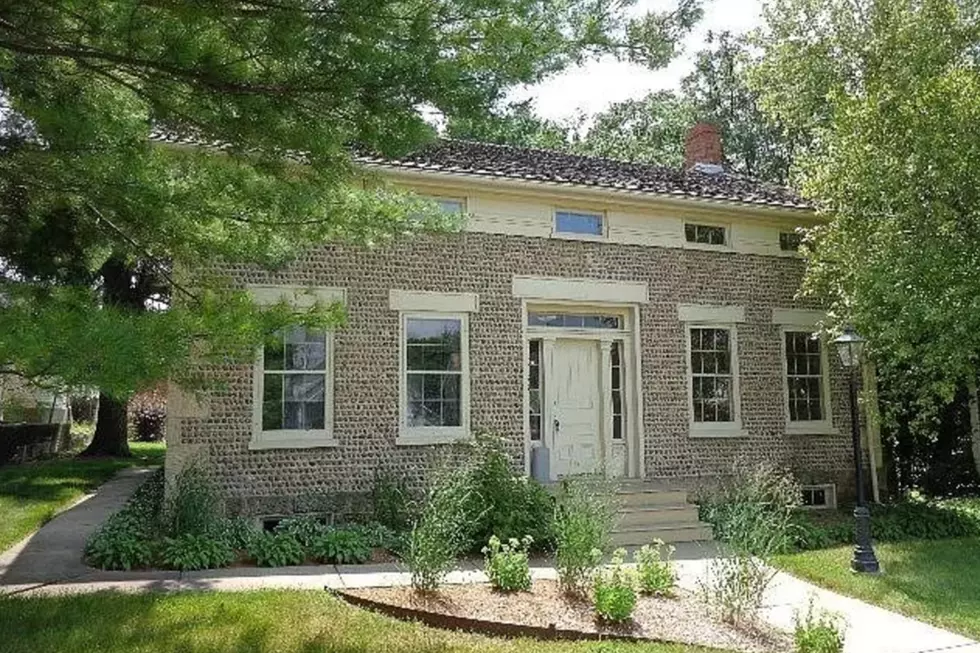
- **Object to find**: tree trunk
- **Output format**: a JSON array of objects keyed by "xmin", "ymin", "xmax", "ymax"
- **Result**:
[
  {"xmin": 80, "ymin": 255, "xmax": 141, "ymax": 457},
  {"xmin": 967, "ymin": 377, "xmax": 980, "ymax": 481},
  {"xmin": 81, "ymin": 392, "xmax": 130, "ymax": 457}
]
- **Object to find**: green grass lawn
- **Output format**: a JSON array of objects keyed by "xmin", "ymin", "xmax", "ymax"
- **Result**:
[
  {"xmin": 0, "ymin": 590, "xmax": 723, "ymax": 653},
  {"xmin": 0, "ymin": 441, "xmax": 165, "ymax": 553},
  {"xmin": 774, "ymin": 537, "xmax": 980, "ymax": 640}
]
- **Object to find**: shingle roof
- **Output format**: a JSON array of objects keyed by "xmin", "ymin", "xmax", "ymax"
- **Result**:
[{"xmin": 358, "ymin": 139, "xmax": 810, "ymax": 210}]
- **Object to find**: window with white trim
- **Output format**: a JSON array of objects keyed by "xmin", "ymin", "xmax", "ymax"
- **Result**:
[
  {"xmin": 555, "ymin": 210, "xmax": 604, "ymax": 236},
  {"xmin": 801, "ymin": 484, "xmax": 836, "ymax": 509},
  {"xmin": 400, "ymin": 312, "xmax": 470, "ymax": 442},
  {"xmin": 689, "ymin": 327, "xmax": 735, "ymax": 423},
  {"xmin": 261, "ymin": 327, "xmax": 329, "ymax": 432},
  {"xmin": 785, "ymin": 331, "xmax": 825, "ymax": 422},
  {"xmin": 528, "ymin": 339, "xmax": 543, "ymax": 442},
  {"xmin": 611, "ymin": 341, "xmax": 625, "ymax": 440},
  {"xmin": 248, "ymin": 285, "xmax": 343, "ymax": 450},
  {"xmin": 433, "ymin": 198, "xmax": 465, "ymax": 214},
  {"xmin": 685, "ymin": 223, "xmax": 727, "ymax": 246}
]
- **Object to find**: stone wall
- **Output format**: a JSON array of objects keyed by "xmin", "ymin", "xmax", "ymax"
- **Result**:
[{"xmin": 168, "ymin": 232, "xmax": 854, "ymax": 517}]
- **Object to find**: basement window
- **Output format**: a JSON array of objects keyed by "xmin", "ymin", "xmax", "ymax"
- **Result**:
[
  {"xmin": 801, "ymin": 484, "xmax": 836, "ymax": 510},
  {"xmin": 780, "ymin": 231, "xmax": 803, "ymax": 252},
  {"xmin": 685, "ymin": 223, "xmax": 727, "ymax": 246}
]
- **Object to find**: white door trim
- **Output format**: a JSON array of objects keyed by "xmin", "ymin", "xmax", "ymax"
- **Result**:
[{"xmin": 520, "ymin": 299, "xmax": 643, "ymax": 480}]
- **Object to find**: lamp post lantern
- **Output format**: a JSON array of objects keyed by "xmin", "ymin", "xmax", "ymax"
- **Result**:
[{"xmin": 833, "ymin": 325, "xmax": 880, "ymax": 574}]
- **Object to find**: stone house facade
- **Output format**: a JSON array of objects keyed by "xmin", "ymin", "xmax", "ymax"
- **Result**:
[{"xmin": 166, "ymin": 127, "xmax": 855, "ymax": 519}]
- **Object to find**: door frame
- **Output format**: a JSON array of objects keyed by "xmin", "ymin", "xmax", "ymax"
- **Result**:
[{"xmin": 520, "ymin": 300, "xmax": 644, "ymax": 480}]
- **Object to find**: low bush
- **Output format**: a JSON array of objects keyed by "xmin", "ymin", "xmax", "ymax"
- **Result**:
[
  {"xmin": 213, "ymin": 516, "xmax": 260, "ymax": 551},
  {"xmin": 406, "ymin": 464, "xmax": 473, "ymax": 591},
  {"xmin": 160, "ymin": 533, "xmax": 234, "ymax": 571},
  {"xmin": 699, "ymin": 463, "xmax": 801, "ymax": 556},
  {"xmin": 700, "ymin": 553, "xmax": 775, "ymax": 627},
  {"xmin": 84, "ymin": 469, "xmax": 164, "ymax": 570},
  {"xmin": 370, "ymin": 470, "xmax": 416, "ymax": 533},
  {"xmin": 163, "ymin": 461, "xmax": 223, "ymax": 538},
  {"xmin": 463, "ymin": 433, "xmax": 555, "ymax": 551},
  {"xmin": 553, "ymin": 478, "xmax": 614, "ymax": 594},
  {"xmin": 593, "ymin": 548, "xmax": 637, "ymax": 622},
  {"xmin": 310, "ymin": 528, "xmax": 372, "ymax": 564},
  {"xmin": 85, "ymin": 512, "xmax": 155, "ymax": 570},
  {"xmin": 634, "ymin": 540, "xmax": 675, "ymax": 596},
  {"xmin": 354, "ymin": 522, "xmax": 402, "ymax": 552},
  {"xmin": 134, "ymin": 405, "xmax": 166, "ymax": 442},
  {"xmin": 247, "ymin": 531, "xmax": 305, "ymax": 567},
  {"xmin": 794, "ymin": 599, "xmax": 845, "ymax": 653},
  {"xmin": 482, "ymin": 535, "xmax": 533, "ymax": 592},
  {"xmin": 794, "ymin": 497, "xmax": 980, "ymax": 551},
  {"xmin": 274, "ymin": 515, "xmax": 328, "ymax": 547}
]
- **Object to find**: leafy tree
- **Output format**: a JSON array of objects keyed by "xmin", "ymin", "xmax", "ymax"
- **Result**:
[
  {"xmin": 448, "ymin": 29, "xmax": 795, "ymax": 183},
  {"xmin": 750, "ymin": 0, "xmax": 980, "ymax": 482},
  {"xmin": 0, "ymin": 0, "xmax": 706, "ymax": 455}
]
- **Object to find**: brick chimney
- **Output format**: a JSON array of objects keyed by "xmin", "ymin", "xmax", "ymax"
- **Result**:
[{"xmin": 684, "ymin": 122, "xmax": 724, "ymax": 171}]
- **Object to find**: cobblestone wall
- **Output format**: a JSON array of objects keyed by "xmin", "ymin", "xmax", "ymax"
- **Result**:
[{"xmin": 167, "ymin": 232, "xmax": 854, "ymax": 517}]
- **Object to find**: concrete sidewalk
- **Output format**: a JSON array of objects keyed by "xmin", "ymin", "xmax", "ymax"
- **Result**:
[{"xmin": 1, "ymin": 470, "xmax": 976, "ymax": 653}]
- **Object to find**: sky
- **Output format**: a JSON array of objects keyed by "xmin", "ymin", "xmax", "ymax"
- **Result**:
[{"xmin": 511, "ymin": 0, "xmax": 764, "ymax": 121}]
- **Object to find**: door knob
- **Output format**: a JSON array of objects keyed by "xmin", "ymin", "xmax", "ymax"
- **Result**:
[{"xmin": 553, "ymin": 418, "xmax": 560, "ymax": 432}]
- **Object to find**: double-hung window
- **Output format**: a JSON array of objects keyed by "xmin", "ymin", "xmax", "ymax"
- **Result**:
[
  {"xmin": 783, "ymin": 330, "xmax": 834, "ymax": 434},
  {"xmin": 679, "ymin": 303, "xmax": 745, "ymax": 437},
  {"xmin": 249, "ymin": 285, "xmax": 343, "ymax": 450},
  {"xmin": 391, "ymin": 290, "xmax": 477, "ymax": 444}
]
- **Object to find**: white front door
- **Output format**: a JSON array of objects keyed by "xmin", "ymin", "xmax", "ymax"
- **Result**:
[{"xmin": 551, "ymin": 339, "xmax": 602, "ymax": 477}]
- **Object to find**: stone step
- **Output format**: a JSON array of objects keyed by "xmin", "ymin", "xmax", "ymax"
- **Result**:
[
  {"xmin": 615, "ymin": 489, "xmax": 689, "ymax": 508},
  {"xmin": 616, "ymin": 505, "xmax": 701, "ymax": 528},
  {"xmin": 610, "ymin": 523, "xmax": 714, "ymax": 546}
]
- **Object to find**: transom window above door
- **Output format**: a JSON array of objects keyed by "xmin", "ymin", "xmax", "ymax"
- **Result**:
[
  {"xmin": 554, "ymin": 210, "xmax": 604, "ymax": 236},
  {"xmin": 527, "ymin": 312, "xmax": 622, "ymax": 329}
]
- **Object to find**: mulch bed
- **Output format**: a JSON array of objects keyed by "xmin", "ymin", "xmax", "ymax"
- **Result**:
[{"xmin": 343, "ymin": 581, "xmax": 790, "ymax": 653}]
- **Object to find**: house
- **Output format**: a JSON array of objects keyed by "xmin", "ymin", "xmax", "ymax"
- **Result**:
[{"xmin": 165, "ymin": 124, "xmax": 856, "ymax": 542}]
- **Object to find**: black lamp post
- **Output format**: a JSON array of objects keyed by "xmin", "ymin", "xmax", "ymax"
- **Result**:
[{"xmin": 833, "ymin": 325, "xmax": 880, "ymax": 574}]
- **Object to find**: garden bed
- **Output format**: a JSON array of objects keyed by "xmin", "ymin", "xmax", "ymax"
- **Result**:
[{"xmin": 341, "ymin": 581, "xmax": 788, "ymax": 653}]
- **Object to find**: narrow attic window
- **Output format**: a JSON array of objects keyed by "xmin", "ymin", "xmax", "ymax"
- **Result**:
[
  {"xmin": 685, "ymin": 223, "xmax": 727, "ymax": 246},
  {"xmin": 434, "ymin": 198, "xmax": 465, "ymax": 214},
  {"xmin": 780, "ymin": 231, "xmax": 803, "ymax": 252},
  {"xmin": 555, "ymin": 210, "xmax": 604, "ymax": 237}
]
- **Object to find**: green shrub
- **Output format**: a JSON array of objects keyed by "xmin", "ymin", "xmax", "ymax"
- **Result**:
[
  {"xmin": 247, "ymin": 531, "xmax": 305, "ymax": 567},
  {"xmin": 371, "ymin": 470, "xmax": 416, "ymax": 533},
  {"xmin": 593, "ymin": 548, "xmax": 637, "ymax": 622},
  {"xmin": 553, "ymin": 478, "xmax": 614, "ymax": 594},
  {"xmin": 699, "ymin": 463, "xmax": 801, "ymax": 556},
  {"xmin": 482, "ymin": 535, "xmax": 533, "ymax": 592},
  {"xmin": 353, "ymin": 522, "xmax": 401, "ymax": 551},
  {"xmin": 793, "ymin": 497, "xmax": 980, "ymax": 551},
  {"xmin": 84, "ymin": 513, "xmax": 155, "ymax": 570},
  {"xmin": 160, "ymin": 533, "xmax": 234, "ymax": 571},
  {"xmin": 212, "ymin": 516, "xmax": 260, "ymax": 551},
  {"xmin": 700, "ymin": 553, "xmax": 775, "ymax": 627},
  {"xmin": 274, "ymin": 515, "xmax": 328, "ymax": 547},
  {"xmin": 463, "ymin": 433, "xmax": 555, "ymax": 550},
  {"xmin": 634, "ymin": 540, "xmax": 675, "ymax": 596},
  {"xmin": 310, "ymin": 528, "xmax": 372, "ymax": 564},
  {"xmin": 406, "ymin": 464, "xmax": 473, "ymax": 591},
  {"xmin": 163, "ymin": 461, "xmax": 223, "ymax": 537},
  {"xmin": 794, "ymin": 599, "xmax": 845, "ymax": 653},
  {"xmin": 84, "ymin": 470, "xmax": 164, "ymax": 570}
]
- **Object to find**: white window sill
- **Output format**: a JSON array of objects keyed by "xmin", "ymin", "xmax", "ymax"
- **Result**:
[
  {"xmin": 689, "ymin": 423, "xmax": 747, "ymax": 438},
  {"xmin": 397, "ymin": 430, "xmax": 472, "ymax": 446},
  {"xmin": 785, "ymin": 421, "xmax": 838, "ymax": 436},
  {"xmin": 682, "ymin": 242, "xmax": 734, "ymax": 253},
  {"xmin": 550, "ymin": 231, "xmax": 607, "ymax": 242},
  {"xmin": 249, "ymin": 432, "xmax": 338, "ymax": 450}
]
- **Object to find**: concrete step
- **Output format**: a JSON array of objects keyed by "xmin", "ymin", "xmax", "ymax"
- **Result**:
[
  {"xmin": 616, "ymin": 505, "xmax": 701, "ymax": 528},
  {"xmin": 615, "ymin": 489, "xmax": 689, "ymax": 507},
  {"xmin": 610, "ymin": 523, "xmax": 714, "ymax": 546}
]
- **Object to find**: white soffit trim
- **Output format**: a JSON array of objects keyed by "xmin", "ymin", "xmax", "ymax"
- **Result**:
[
  {"xmin": 677, "ymin": 304, "xmax": 746, "ymax": 324},
  {"xmin": 772, "ymin": 308, "xmax": 827, "ymax": 327},
  {"xmin": 389, "ymin": 289, "xmax": 480, "ymax": 313},
  {"xmin": 512, "ymin": 276, "xmax": 649, "ymax": 304},
  {"xmin": 248, "ymin": 285, "xmax": 346, "ymax": 307}
]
